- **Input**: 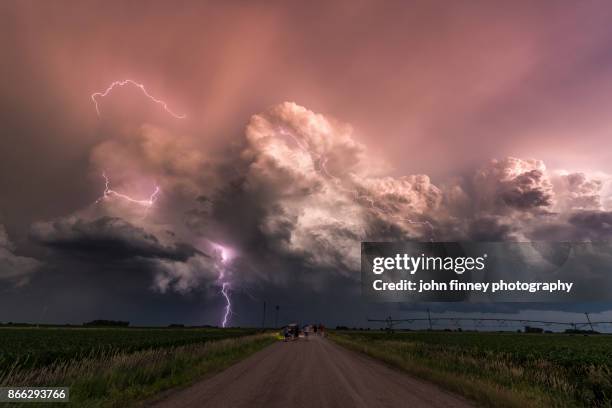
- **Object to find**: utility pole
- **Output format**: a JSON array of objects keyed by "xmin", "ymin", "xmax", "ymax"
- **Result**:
[
  {"xmin": 262, "ymin": 301, "xmax": 267, "ymax": 330},
  {"xmin": 427, "ymin": 308, "xmax": 433, "ymax": 330},
  {"xmin": 385, "ymin": 316, "xmax": 393, "ymax": 332},
  {"xmin": 275, "ymin": 305, "xmax": 279, "ymax": 328},
  {"xmin": 585, "ymin": 312, "xmax": 594, "ymax": 332}
]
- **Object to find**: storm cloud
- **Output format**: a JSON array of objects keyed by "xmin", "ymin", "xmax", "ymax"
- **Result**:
[
  {"xmin": 22, "ymin": 102, "xmax": 612, "ymax": 298},
  {"xmin": 4, "ymin": 1, "xmax": 612, "ymax": 325},
  {"xmin": 0, "ymin": 225, "xmax": 40, "ymax": 286},
  {"xmin": 30, "ymin": 216, "xmax": 217, "ymax": 293}
]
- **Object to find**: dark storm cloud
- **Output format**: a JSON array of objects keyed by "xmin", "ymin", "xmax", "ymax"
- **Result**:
[
  {"xmin": 30, "ymin": 216, "xmax": 200, "ymax": 262},
  {"xmin": 530, "ymin": 211, "xmax": 612, "ymax": 242},
  {"xmin": 467, "ymin": 216, "xmax": 516, "ymax": 241},
  {"xmin": 2, "ymin": 99, "xmax": 612, "ymax": 326},
  {"xmin": 3, "ymin": 0, "xmax": 612, "ymax": 325},
  {"xmin": 8, "ymin": 101, "xmax": 612, "ymax": 309},
  {"xmin": 569, "ymin": 211, "xmax": 612, "ymax": 235},
  {"xmin": 498, "ymin": 170, "xmax": 552, "ymax": 210},
  {"xmin": 29, "ymin": 215, "xmax": 219, "ymax": 294},
  {"xmin": 0, "ymin": 225, "xmax": 40, "ymax": 286}
]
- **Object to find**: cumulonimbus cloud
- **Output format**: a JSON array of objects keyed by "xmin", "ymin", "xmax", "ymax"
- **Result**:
[{"xmin": 26, "ymin": 102, "xmax": 612, "ymax": 293}]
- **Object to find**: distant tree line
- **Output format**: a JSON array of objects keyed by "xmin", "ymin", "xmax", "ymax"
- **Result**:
[{"xmin": 83, "ymin": 320, "xmax": 129, "ymax": 327}]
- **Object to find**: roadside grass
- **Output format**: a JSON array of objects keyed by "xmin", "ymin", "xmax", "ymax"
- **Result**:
[
  {"xmin": 330, "ymin": 332, "xmax": 612, "ymax": 408},
  {"xmin": 0, "ymin": 327, "xmax": 258, "ymax": 370},
  {"xmin": 1, "ymin": 333, "xmax": 275, "ymax": 407}
]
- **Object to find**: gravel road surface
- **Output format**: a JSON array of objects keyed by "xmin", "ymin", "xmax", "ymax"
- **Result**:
[{"xmin": 152, "ymin": 335, "xmax": 473, "ymax": 408}]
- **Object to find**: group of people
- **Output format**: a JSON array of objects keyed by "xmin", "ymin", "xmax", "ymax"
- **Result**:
[{"xmin": 282, "ymin": 323, "xmax": 325, "ymax": 341}]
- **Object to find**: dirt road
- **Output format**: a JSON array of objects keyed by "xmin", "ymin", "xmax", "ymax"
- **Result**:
[{"xmin": 152, "ymin": 335, "xmax": 472, "ymax": 408}]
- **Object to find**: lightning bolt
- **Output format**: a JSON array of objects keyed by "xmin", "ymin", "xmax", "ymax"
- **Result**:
[
  {"xmin": 97, "ymin": 175, "xmax": 234, "ymax": 326},
  {"xmin": 96, "ymin": 172, "xmax": 160, "ymax": 208},
  {"xmin": 89, "ymin": 80, "xmax": 236, "ymax": 326},
  {"xmin": 279, "ymin": 127, "xmax": 435, "ymax": 241},
  {"xmin": 91, "ymin": 79, "xmax": 186, "ymax": 119},
  {"xmin": 212, "ymin": 243, "xmax": 233, "ymax": 328},
  {"xmin": 220, "ymin": 282, "xmax": 231, "ymax": 328}
]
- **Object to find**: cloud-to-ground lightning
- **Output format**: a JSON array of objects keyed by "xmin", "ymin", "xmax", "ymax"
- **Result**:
[
  {"xmin": 89, "ymin": 80, "xmax": 236, "ymax": 326},
  {"xmin": 91, "ymin": 80, "xmax": 186, "ymax": 119},
  {"xmin": 220, "ymin": 282, "xmax": 231, "ymax": 328},
  {"xmin": 96, "ymin": 172, "xmax": 160, "ymax": 208},
  {"xmin": 279, "ymin": 127, "xmax": 436, "ymax": 241},
  {"xmin": 212, "ymin": 243, "xmax": 233, "ymax": 328}
]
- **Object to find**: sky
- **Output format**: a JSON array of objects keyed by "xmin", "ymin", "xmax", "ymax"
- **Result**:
[{"xmin": 2, "ymin": 1, "xmax": 612, "ymax": 328}]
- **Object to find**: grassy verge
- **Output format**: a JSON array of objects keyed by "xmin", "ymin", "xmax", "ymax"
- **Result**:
[
  {"xmin": 0, "ymin": 327, "xmax": 259, "ymax": 370},
  {"xmin": 329, "ymin": 332, "xmax": 597, "ymax": 408},
  {"xmin": 2, "ymin": 333, "xmax": 275, "ymax": 407}
]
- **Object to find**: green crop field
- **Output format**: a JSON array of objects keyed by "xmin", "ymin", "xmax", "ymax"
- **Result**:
[
  {"xmin": 0, "ymin": 326, "xmax": 272, "ymax": 407},
  {"xmin": 0, "ymin": 326, "xmax": 258, "ymax": 369},
  {"xmin": 331, "ymin": 331, "xmax": 612, "ymax": 408}
]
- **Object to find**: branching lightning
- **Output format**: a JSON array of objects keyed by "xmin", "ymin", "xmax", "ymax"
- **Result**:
[
  {"xmin": 89, "ymin": 79, "xmax": 236, "ymax": 326},
  {"xmin": 96, "ymin": 172, "xmax": 160, "ymax": 208},
  {"xmin": 91, "ymin": 79, "xmax": 186, "ymax": 119},
  {"xmin": 279, "ymin": 127, "xmax": 436, "ymax": 241}
]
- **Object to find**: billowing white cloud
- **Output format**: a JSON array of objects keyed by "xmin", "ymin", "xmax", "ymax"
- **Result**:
[
  {"xmin": 26, "ymin": 102, "xmax": 612, "ymax": 293},
  {"xmin": 240, "ymin": 102, "xmax": 443, "ymax": 272},
  {"xmin": 552, "ymin": 172, "xmax": 604, "ymax": 212},
  {"xmin": 473, "ymin": 157, "xmax": 553, "ymax": 214}
]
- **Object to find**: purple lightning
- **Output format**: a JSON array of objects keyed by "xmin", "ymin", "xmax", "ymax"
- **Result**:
[
  {"xmin": 96, "ymin": 172, "xmax": 160, "ymax": 208},
  {"xmin": 212, "ymin": 243, "xmax": 233, "ymax": 328},
  {"xmin": 91, "ymin": 79, "xmax": 187, "ymax": 119},
  {"xmin": 89, "ymin": 80, "xmax": 236, "ymax": 327},
  {"xmin": 220, "ymin": 282, "xmax": 231, "ymax": 328},
  {"xmin": 279, "ymin": 127, "xmax": 435, "ymax": 241}
]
